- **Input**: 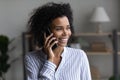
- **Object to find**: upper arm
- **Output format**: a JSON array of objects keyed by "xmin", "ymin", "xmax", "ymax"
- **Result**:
[
  {"xmin": 80, "ymin": 50, "xmax": 92, "ymax": 80},
  {"xmin": 24, "ymin": 54, "xmax": 40, "ymax": 80}
]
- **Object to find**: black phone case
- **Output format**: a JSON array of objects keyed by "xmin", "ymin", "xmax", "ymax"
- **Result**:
[{"xmin": 46, "ymin": 28, "xmax": 57, "ymax": 49}]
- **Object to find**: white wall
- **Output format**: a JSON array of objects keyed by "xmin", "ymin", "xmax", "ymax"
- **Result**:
[
  {"xmin": 0, "ymin": 0, "xmax": 119, "ymax": 80},
  {"xmin": 0, "ymin": 0, "xmax": 120, "ymax": 39}
]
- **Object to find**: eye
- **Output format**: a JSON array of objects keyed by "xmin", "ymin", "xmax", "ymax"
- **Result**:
[
  {"xmin": 66, "ymin": 25, "xmax": 71, "ymax": 30},
  {"xmin": 55, "ymin": 26, "xmax": 62, "ymax": 31}
]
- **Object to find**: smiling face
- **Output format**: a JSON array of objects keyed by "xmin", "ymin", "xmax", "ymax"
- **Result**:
[{"xmin": 51, "ymin": 16, "xmax": 72, "ymax": 47}]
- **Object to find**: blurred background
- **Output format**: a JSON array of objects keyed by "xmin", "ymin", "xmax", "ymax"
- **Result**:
[{"xmin": 0, "ymin": 0, "xmax": 120, "ymax": 80}]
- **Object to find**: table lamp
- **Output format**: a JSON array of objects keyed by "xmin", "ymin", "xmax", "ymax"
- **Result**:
[{"xmin": 90, "ymin": 7, "xmax": 110, "ymax": 33}]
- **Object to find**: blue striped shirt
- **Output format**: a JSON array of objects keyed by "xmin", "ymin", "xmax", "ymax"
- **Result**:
[{"xmin": 24, "ymin": 47, "xmax": 91, "ymax": 80}]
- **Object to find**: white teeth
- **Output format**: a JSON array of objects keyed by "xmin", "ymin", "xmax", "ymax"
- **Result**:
[
  {"xmin": 62, "ymin": 39, "xmax": 68, "ymax": 41},
  {"xmin": 59, "ymin": 38, "xmax": 68, "ymax": 43}
]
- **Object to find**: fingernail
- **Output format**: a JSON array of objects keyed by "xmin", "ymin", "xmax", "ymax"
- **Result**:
[
  {"xmin": 55, "ymin": 41, "xmax": 58, "ymax": 43},
  {"xmin": 54, "ymin": 37, "xmax": 56, "ymax": 39}
]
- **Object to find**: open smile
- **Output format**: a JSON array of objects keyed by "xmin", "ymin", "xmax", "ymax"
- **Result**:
[{"xmin": 58, "ymin": 38, "xmax": 68, "ymax": 43}]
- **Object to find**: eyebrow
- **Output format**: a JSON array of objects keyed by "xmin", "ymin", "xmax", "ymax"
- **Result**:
[
  {"xmin": 67, "ymin": 25, "xmax": 71, "ymax": 27},
  {"xmin": 54, "ymin": 25, "xmax": 70, "ymax": 27}
]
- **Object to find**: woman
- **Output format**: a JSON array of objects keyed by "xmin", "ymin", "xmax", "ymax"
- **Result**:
[{"xmin": 24, "ymin": 2, "xmax": 91, "ymax": 80}]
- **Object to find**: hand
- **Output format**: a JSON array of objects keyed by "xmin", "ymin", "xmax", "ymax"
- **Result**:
[{"xmin": 43, "ymin": 33, "xmax": 58, "ymax": 61}]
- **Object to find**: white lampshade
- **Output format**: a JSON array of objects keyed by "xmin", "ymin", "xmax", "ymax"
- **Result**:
[{"xmin": 90, "ymin": 7, "xmax": 110, "ymax": 22}]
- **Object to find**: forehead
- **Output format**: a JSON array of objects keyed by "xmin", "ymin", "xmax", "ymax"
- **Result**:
[{"xmin": 51, "ymin": 16, "xmax": 70, "ymax": 26}]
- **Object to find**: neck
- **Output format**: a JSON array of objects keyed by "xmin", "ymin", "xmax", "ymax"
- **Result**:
[{"xmin": 53, "ymin": 46, "xmax": 64, "ymax": 57}]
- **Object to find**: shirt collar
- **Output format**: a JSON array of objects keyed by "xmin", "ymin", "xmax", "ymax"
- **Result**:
[
  {"xmin": 61, "ymin": 47, "xmax": 66, "ymax": 58},
  {"xmin": 39, "ymin": 47, "xmax": 67, "ymax": 59}
]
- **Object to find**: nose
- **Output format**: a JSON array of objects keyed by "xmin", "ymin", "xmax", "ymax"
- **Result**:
[{"xmin": 62, "ymin": 29, "xmax": 68, "ymax": 36}]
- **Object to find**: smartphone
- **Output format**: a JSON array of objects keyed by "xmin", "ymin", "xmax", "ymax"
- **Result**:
[{"xmin": 46, "ymin": 28, "xmax": 58, "ymax": 50}]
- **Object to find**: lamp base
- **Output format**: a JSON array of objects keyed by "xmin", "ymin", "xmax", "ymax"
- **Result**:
[{"xmin": 96, "ymin": 24, "xmax": 102, "ymax": 33}]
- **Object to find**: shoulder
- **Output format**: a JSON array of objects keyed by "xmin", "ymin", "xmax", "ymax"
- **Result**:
[
  {"xmin": 65, "ymin": 47, "xmax": 89, "ymax": 64},
  {"xmin": 24, "ymin": 49, "xmax": 46, "ymax": 61},
  {"xmin": 65, "ymin": 47, "xmax": 86, "ymax": 55},
  {"xmin": 65, "ymin": 47, "xmax": 87, "ymax": 57},
  {"xmin": 24, "ymin": 51, "xmax": 38, "ymax": 61}
]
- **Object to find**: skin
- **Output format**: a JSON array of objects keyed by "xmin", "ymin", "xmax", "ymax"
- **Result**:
[{"xmin": 43, "ymin": 16, "xmax": 71, "ymax": 68}]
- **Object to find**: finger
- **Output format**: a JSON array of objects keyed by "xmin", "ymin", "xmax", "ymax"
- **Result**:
[
  {"xmin": 46, "ymin": 37, "xmax": 56, "ymax": 47},
  {"xmin": 50, "ymin": 40, "xmax": 58, "ymax": 48},
  {"xmin": 44, "ymin": 33, "xmax": 47, "ymax": 39},
  {"xmin": 44, "ymin": 33, "xmax": 53, "ymax": 45},
  {"xmin": 44, "ymin": 33, "xmax": 47, "ymax": 47}
]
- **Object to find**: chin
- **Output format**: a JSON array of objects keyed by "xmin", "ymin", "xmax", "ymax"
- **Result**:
[{"xmin": 58, "ymin": 43, "xmax": 67, "ymax": 47}]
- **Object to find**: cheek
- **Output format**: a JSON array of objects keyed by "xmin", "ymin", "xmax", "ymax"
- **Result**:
[
  {"xmin": 53, "ymin": 30, "xmax": 72, "ymax": 38},
  {"xmin": 68, "ymin": 30, "xmax": 72, "ymax": 36},
  {"xmin": 52, "ymin": 32, "xmax": 61, "ymax": 38}
]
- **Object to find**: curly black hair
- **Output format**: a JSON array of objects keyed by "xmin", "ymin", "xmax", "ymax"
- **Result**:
[{"xmin": 27, "ymin": 2, "xmax": 74, "ymax": 47}]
